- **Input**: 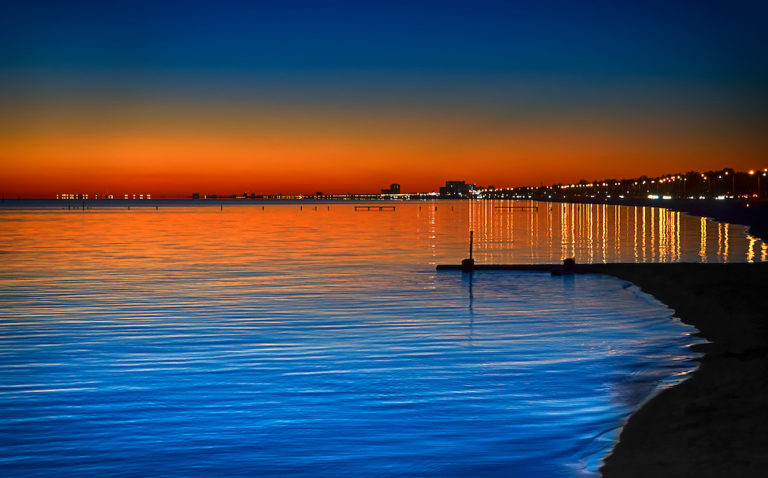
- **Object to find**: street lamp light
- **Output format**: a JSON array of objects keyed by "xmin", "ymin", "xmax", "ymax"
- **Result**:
[
  {"xmin": 723, "ymin": 170, "xmax": 735, "ymax": 196},
  {"xmin": 763, "ymin": 171, "xmax": 767, "ymax": 198}
]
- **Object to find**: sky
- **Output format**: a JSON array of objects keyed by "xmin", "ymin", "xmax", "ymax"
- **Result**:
[{"xmin": 1, "ymin": 0, "xmax": 767, "ymax": 197}]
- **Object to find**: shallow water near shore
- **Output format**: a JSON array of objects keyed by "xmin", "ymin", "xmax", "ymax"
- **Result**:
[{"xmin": 0, "ymin": 201, "xmax": 760, "ymax": 476}]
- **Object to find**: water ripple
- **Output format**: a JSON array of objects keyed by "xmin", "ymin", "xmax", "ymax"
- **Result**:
[{"xmin": 0, "ymin": 204, "xmax": 708, "ymax": 477}]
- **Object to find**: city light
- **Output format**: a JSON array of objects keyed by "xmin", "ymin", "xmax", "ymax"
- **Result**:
[{"xmin": 47, "ymin": 167, "xmax": 767, "ymax": 202}]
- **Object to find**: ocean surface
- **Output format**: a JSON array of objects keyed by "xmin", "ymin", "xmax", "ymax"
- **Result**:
[{"xmin": 0, "ymin": 200, "xmax": 764, "ymax": 477}]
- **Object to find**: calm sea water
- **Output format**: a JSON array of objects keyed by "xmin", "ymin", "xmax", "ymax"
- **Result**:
[{"xmin": 0, "ymin": 201, "xmax": 763, "ymax": 477}]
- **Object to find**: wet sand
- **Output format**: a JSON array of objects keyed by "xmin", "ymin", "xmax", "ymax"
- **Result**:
[{"xmin": 592, "ymin": 263, "xmax": 768, "ymax": 477}]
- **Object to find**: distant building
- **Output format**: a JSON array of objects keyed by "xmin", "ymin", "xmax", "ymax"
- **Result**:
[
  {"xmin": 439, "ymin": 181, "xmax": 471, "ymax": 198},
  {"xmin": 381, "ymin": 183, "xmax": 401, "ymax": 195}
]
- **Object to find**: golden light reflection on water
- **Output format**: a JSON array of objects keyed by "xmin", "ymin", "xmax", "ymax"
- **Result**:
[
  {"xmin": 642, "ymin": 207, "xmax": 647, "ymax": 262},
  {"xmin": 613, "ymin": 205, "xmax": 620, "ymax": 262},
  {"xmin": 601, "ymin": 205, "xmax": 607, "ymax": 263},
  {"xmin": 587, "ymin": 204, "xmax": 594, "ymax": 263},
  {"xmin": 650, "ymin": 207, "xmax": 656, "ymax": 261},
  {"xmin": 633, "ymin": 207, "xmax": 638, "ymax": 262},
  {"xmin": 462, "ymin": 200, "xmax": 762, "ymax": 263},
  {"xmin": 676, "ymin": 212, "xmax": 682, "ymax": 261},
  {"xmin": 747, "ymin": 235, "xmax": 757, "ymax": 263},
  {"xmin": 0, "ymin": 200, "xmax": 764, "ymax": 268},
  {"xmin": 715, "ymin": 222, "xmax": 730, "ymax": 261},
  {"xmin": 658, "ymin": 208, "xmax": 666, "ymax": 260}
]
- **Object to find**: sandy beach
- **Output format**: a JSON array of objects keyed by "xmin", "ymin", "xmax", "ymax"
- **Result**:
[{"xmin": 593, "ymin": 263, "xmax": 768, "ymax": 477}]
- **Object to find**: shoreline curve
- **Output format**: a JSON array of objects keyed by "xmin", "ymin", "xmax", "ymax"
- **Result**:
[{"xmin": 594, "ymin": 262, "xmax": 768, "ymax": 477}]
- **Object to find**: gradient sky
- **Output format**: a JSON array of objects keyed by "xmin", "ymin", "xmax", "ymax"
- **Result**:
[{"xmin": 1, "ymin": 0, "xmax": 767, "ymax": 197}]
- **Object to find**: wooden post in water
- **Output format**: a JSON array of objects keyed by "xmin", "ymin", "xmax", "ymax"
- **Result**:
[{"xmin": 461, "ymin": 230, "xmax": 475, "ymax": 272}]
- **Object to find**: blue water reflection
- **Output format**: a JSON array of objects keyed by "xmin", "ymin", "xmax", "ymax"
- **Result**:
[{"xmin": 0, "ymin": 204, "xmax": 704, "ymax": 476}]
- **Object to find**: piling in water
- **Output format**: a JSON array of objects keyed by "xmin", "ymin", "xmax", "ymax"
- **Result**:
[{"xmin": 461, "ymin": 231, "xmax": 475, "ymax": 272}]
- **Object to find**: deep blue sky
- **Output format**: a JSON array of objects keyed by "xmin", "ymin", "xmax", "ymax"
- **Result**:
[{"xmin": 2, "ymin": 1, "xmax": 766, "ymax": 87}]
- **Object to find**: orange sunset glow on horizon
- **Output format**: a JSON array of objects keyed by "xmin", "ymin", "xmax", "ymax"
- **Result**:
[
  {"xmin": 3, "ymin": 97, "xmax": 767, "ymax": 198},
  {"xmin": 2, "ymin": 1, "xmax": 767, "ymax": 198}
]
